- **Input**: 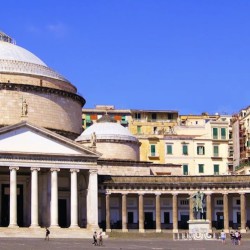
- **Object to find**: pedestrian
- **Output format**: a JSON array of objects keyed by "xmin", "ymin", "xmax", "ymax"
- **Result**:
[
  {"xmin": 238, "ymin": 231, "xmax": 242, "ymax": 245},
  {"xmin": 220, "ymin": 230, "xmax": 226, "ymax": 244},
  {"xmin": 234, "ymin": 230, "xmax": 239, "ymax": 245},
  {"xmin": 45, "ymin": 227, "xmax": 50, "ymax": 241},
  {"xmin": 98, "ymin": 231, "xmax": 103, "ymax": 246},
  {"xmin": 92, "ymin": 231, "xmax": 97, "ymax": 246},
  {"xmin": 230, "ymin": 231, "xmax": 235, "ymax": 245}
]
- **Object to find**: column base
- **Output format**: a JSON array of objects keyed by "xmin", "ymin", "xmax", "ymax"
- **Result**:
[
  {"xmin": 173, "ymin": 229, "xmax": 178, "ymax": 233},
  {"xmin": 122, "ymin": 228, "xmax": 128, "ymax": 232},
  {"xmin": 240, "ymin": 229, "xmax": 247, "ymax": 233},
  {"xmin": 139, "ymin": 229, "xmax": 145, "ymax": 233},
  {"xmin": 106, "ymin": 229, "xmax": 111, "ymax": 233},
  {"xmin": 29, "ymin": 225, "xmax": 41, "ymax": 228},
  {"xmin": 69, "ymin": 224, "xmax": 80, "ymax": 229},
  {"xmin": 87, "ymin": 224, "xmax": 100, "ymax": 231},
  {"xmin": 49, "ymin": 225, "xmax": 60, "ymax": 229},
  {"xmin": 156, "ymin": 229, "xmax": 162, "ymax": 233},
  {"xmin": 224, "ymin": 229, "xmax": 229, "ymax": 233},
  {"xmin": 8, "ymin": 224, "xmax": 19, "ymax": 228}
]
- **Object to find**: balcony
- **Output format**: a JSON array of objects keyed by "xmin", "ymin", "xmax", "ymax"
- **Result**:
[{"xmin": 148, "ymin": 153, "xmax": 160, "ymax": 159}]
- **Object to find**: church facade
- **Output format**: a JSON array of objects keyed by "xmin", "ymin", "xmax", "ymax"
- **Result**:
[{"xmin": 0, "ymin": 31, "xmax": 250, "ymax": 237}]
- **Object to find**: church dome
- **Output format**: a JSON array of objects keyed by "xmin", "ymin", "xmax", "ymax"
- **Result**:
[
  {"xmin": 0, "ymin": 31, "xmax": 85, "ymax": 139},
  {"xmin": 76, "ymin": 115, "xmax": 140, "ymax": 161},
  {"xmin": 0, "ymin": 32, "xmax": 69, "ymax": 82}
]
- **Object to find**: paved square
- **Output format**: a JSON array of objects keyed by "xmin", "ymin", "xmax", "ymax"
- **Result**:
[{"xmin": 0, "ymin": 238, "xmax": 248, "ymax": 250}]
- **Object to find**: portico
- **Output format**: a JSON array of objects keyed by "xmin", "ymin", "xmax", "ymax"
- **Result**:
[{"xmin": 99, "ymin": 175, "xmax": 250, "ymax": 233}]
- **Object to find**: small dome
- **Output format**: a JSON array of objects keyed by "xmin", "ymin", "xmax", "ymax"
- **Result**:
[
  {"xmin": 75, "ymin": 115, "xmax": 140, "ymax": 161},
  {"xmin": 76, "ymin": 121, "xmax": 138, "ymax": 143}
]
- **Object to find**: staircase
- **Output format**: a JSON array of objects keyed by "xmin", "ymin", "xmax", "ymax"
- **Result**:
[{"xmin": 0, "ymin": 227, "xmax": 105, "ymax": 238}]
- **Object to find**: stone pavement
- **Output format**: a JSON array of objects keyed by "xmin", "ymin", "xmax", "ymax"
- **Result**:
[{"xmin": 0, "ymin": 238, "xmax": 249, "ymax": 250}]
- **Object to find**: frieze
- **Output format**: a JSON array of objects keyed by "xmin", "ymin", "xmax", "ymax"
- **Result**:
[{"xmin": 0, "ymin": 82, "xmax": 85, "ymax": 106}]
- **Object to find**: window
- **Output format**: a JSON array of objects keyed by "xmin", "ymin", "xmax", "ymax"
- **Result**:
[
  {"xmin": 151, "ymin": 113, "xmax": 157, "ymax": 121},
  {"xmin": 180, "ymin": 200, "xmax": 189, "ymax": 205},
  {"xmin": 214, "ymin": 164, "xmax": 219, "ymax": 174},
  {"xmin": 213, "ymin": 128, "xmax": 218, "ymax": 139},
  {"xmin": 221, "ymin": 128, "xmax": 226, "ymax": 140},
  {"xmin": 137, "ymin": 126, "xmax": 142, "ymax": 134},
  {"xmin": 135, "ymin": 113, "xmax": 141, "ymax": 120},
  {"xmin": 213, "ymin": 145, "xmax": 219, "ymax": 157},
  {"xmin": 247, "ymin": 141, "xmax": 250, "ymax": 148},
  {"xmin": 153, "ymin": 127, "xmax": 157, "ymax": 134},
  {"xmin": 197, "ymin": 145, "xmax": 205, "ymax": 155},
  {"xmin": 166, "ymin": 145, "xmax": 172, "ymax": 155},
  {"xmin": 182, "ymin": 145, "xmax": 188, "ymax": 155},
  {"xmin": 216, "ymin": 199, "xmax": 223, "ymax": 205},
  {"xmin": 183, "ymin": 164, "xmax": 188, "ymax": 175},
  {"xmin": 167, "ymin": 113, "xmax": 173, "ymax": 120},
  {"xmin": 198, "ymin": 164, "xmax": 204, "ymax": 173},
  {"xmin": 150, "ymin": 145, "xmax": 156, "ymax": 156},
  {"xmin": 236, "ymin": 199, "xmax": 240, "ymax": 205}
]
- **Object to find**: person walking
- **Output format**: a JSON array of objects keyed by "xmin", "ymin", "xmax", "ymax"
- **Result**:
[
  {"xmin": 45, "ymin": 227, "xmax": 50, "ymax": 241},
  {"xmin": 92, "ymin": 231, "xmax": 97, "ymax": 246},
  {"xmin": 220, "ymin": 230, "xmax": 226, "ymax": 244},
  {"xmin": 98, "ymin": 231, "xmax": 103, "ymax": 246}
]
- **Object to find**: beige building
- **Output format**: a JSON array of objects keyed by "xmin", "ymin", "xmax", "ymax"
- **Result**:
[{"xmin": 0, "ymin": 30, "xmax": 250, "ymax": 239}]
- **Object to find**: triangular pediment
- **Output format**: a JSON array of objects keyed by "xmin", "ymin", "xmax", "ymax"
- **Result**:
[{"xmin": 0, "ymin": 122, "xmax": 101, "ymax": 157}]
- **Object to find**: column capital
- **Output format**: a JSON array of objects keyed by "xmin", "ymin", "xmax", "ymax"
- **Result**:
[
  {"xmin": 155, "ymin": 192, "xmax": 161, "ymax": 196},
  {"xmin": 172, "ymin": 193, "xmax": 178, "ymax": 197},
  {"xmin": 70, "ymin": 168, "xmax": 80, "ymax": 173},
  {"xmin": 50, "ymin": 168, "xmax": 60, "ymax": 172},
  {"xmin": 30, "ymin": 167, "xmax": 40, "ymax": 172},
  {"xmin": 105, "ymin": 191, "xmax": 111, "ymax": 195},
  {"xmin": 138, "ymin": 192, "xmax": 145, "ymax": 196},
  {"xmin": 9, "ymin": 167, "xmax": 19, "ymax": 171},
  {"xmin": 89, "ymin": 169, "xmax": 98, "ymax": 174},
  {"xmin": 122, "ymin": 192, "xmax": 128, "ymax": 196},
  {"xmin": 239, "ymin": 192, "xmax": 246, "ymax": 195}
]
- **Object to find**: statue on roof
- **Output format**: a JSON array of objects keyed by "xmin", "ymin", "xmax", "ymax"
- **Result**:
[{"xmin": 90, "ymin": 132, "xmax": 97, "ymax": 147}]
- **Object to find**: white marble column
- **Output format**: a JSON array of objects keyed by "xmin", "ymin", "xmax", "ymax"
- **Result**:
[
  {"xmin": 70, "ymin": 169, "xmax": 79, "ymax": 228},
  {"xmin": 172, "ymin": 194, "xmax": 178, "ymax": 233},
  {"xmin": 9, "ymin": 167, "xmax": 19, "ymax": 228},
  {"xmin": 50, "ymin": 168, "xmax": 60, "ymax": 228},
  {"xmin": 105, "ymin": 192, "xmax": 111, "ymax": 232},
  {"xmin": 87, "ymin": 169, "xmax": 99, "ymax": 230},
  {"xmin": 122, "ymin": 193, "xmax": 128, "ymax": 232},
  {"xmin": 139, "ymin": 193, "xmax": 145, "ymax": 233},
  {"xmin": 30, "ymin": 167, "xmax": 40, "ymax": 228},
  {"xmin": 206, "ymin": 193, "xmax": 212, "ymax": 232},
  {"xmin": 155, "ymin": 193, "xmax": 161, "ymax": 233},
  {"xmin": 223, "ymin": 192, "xmax": 229, "ymax": 233},
  {"xmin": 240, "ymin": 192, "xmax": 247, "ymax": 233}
]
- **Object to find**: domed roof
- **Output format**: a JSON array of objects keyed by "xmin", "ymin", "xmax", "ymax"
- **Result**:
[
  {"xmin": 0, "ymin": 31, "xmax": 69, "ymax": 82},
  {"xmin": 76, "ymin": 115, "xmax": 138, "ymax": 143}
]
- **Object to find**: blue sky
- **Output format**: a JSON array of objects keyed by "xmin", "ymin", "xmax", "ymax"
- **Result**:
[{"xmin": 2, "ymin": 1, "xmax": 250, "ymax": 114}]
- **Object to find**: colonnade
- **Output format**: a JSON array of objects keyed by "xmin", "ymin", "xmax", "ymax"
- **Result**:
[
  {"xmin": 104, "ymin": 191, "xmax": 247, "ymax": 233},
  {"xmin": 7, "ymin": 167, "xmax": 99, "ymax": 229}
]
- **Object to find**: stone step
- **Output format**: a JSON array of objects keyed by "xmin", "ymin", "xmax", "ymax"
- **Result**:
[{"xmin": 0, "ymin": 227, "xmax": 106, "ymax": 239}]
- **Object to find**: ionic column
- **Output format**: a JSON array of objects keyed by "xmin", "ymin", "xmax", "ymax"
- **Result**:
[
  {"xmin": 50, "ymin": 168, "xmax": 60, "ymax": 228},
  {"xmin": 172, "ymin": 194, "xmax": 178, "ymax": 233},
  {"xmin": 223, "ymin": 193, "xmax": 229, "ymax": 233},
  {"xmin": 70, "ymin": 169, "xmax": 79, "ymax": 228},
  {"xmin": 122, "ymin": 193, "xmax": 128, "ymax": 232},
  {"xmin": 87, "ymin": 169, "xmax": 99, "ymax": 230},
  {"xmin": 139, "ymin": 193, "xmax": 145, "ymax": 233},
  {"xmin": 9, "ymin": 167, "xmax": 19, "ymax": 228},
  {"xmin": 105, "ymin": 192, "xmax": 111, "ymax": 232},
  {"xmin": 240, "ymin": 193, "xmax": 246, "ymax": 233},
  {"xmin": 155, "ymin": 193, "xmax": 161, "ymax": 233},
  {"xmin": 206, "ymin": 193, "xmax": 212, "ymax": 232},
  {"xmin": 30, "ymin": 167, "xmax": 40, "ymax": 228},
  {"xmin": 189, "ymin": 193, "xmax": 194, "ymax": 221}
]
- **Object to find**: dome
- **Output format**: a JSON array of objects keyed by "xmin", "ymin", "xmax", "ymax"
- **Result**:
[
  {"xmin": 0, "ymin": 32, "xmax": 69, "ymax": 82},
  {"xmin": 76, "ymin": 115, "xmax": 140, "ymax": 161},
  {"xmin": 76, "ymin": 115, "xmax": 138, "ymax": 143}
]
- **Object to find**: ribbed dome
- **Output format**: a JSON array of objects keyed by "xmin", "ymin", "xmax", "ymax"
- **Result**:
[
  {"xmin": 0, "ymin": 32, "xmax": 69, "ymax": 82},
  {"xmin": 0, "ymin": 41, "xmax": 46, "ymax": 66},
  {"xmin": 76, "ymin": 115, "xmax": 138, "ymax": 143}
]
